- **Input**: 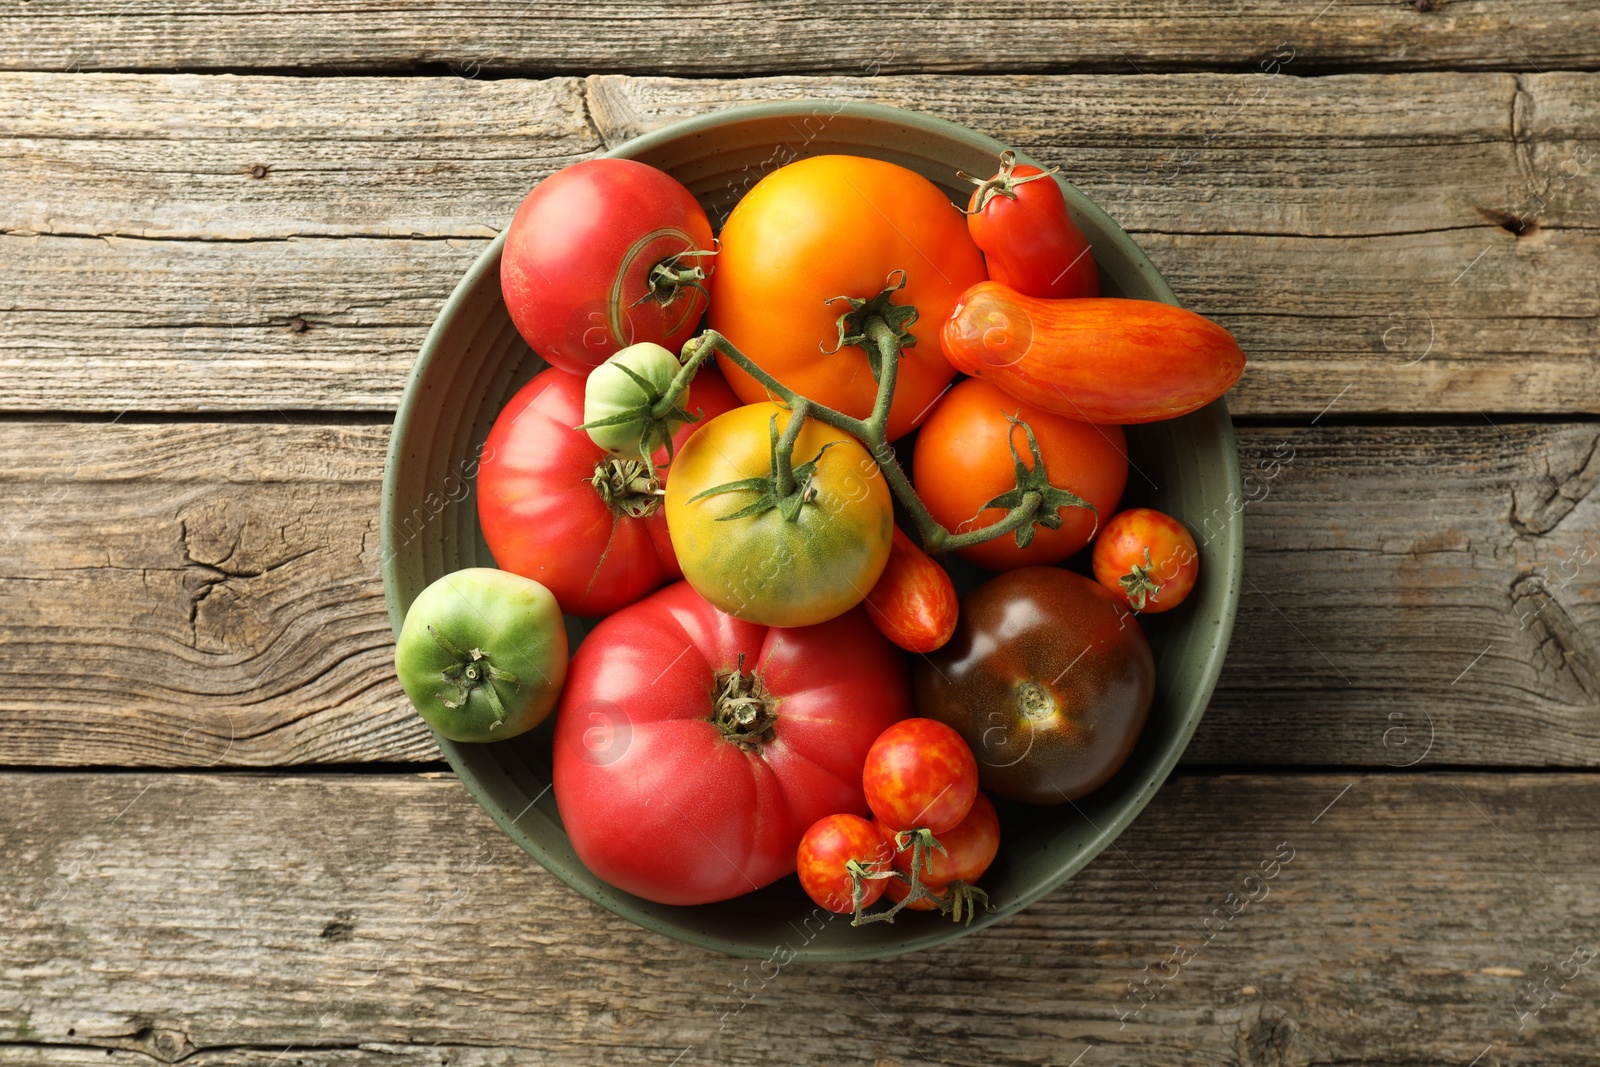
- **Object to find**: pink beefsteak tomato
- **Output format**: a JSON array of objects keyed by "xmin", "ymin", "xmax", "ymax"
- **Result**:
[{"xmin": 552, "ymin": 581, "xmax": 912, "ymax": 905}]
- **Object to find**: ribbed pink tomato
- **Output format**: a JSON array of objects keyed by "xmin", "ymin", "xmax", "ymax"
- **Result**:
[{"xmin": 552, "ymin": 582, "xmax": 911, "ymax": 906}]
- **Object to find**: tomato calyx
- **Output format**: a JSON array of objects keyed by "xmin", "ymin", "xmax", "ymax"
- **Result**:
[
  {"xmin": 820, "ymin": 270, "xmax": 920, "ymax": 382},
  {"xmin": 632, "ymin": 245, "xmax": 718, "ymax": 310},
  {"xmin": 589, "ymin": 456, "xmax": 664, "ymax": 519},
  {"xmin": 687, "ymin": 407, "xmax": 836, "ymax": 524},
  {"xmin": 978, "ymin": 415, "xmax": 1098, "ymax": 549},
  {"xmin": 711, "ymin": 654, "xmax": 778, "ymax": 750},
  {"xmin": 957, "ymin": 150, "xmax": 1061, "ymax": 215},
  {"xmin": 1120, "ymin": 546, "xmax": 1163, "ymax": 611},
  {"xmin": 425, "ymin": 624, "xmax": 522, "ymax": 727}
]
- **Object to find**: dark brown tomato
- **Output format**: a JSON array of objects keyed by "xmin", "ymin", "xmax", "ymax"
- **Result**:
[{"xmin": 913, "ymin": 566, "xmax": 1154, "ymax": 804}]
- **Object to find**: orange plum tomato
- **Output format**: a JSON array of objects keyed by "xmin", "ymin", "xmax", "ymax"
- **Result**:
[{"xmin": 878, "ymin": 791, "xmax": 1001, "ymax": 910}]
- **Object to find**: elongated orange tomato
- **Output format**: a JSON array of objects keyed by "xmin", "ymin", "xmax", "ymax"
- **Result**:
[
  {"xmin": 862, "ymin": 527, "xmax": 959, "ymax": 653},
  {"xmin": 940, "ymin": 281, "xmax": 1246, "ymax": 424}
]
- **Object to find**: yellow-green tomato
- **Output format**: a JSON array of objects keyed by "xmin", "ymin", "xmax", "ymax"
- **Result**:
[
  {"xmin": 395, "ymin": 568, "xmax": 568, "ymax": 742},
  {"xmin": 664, "ymin": 403, "xmax": 893, "ymax": 627}
]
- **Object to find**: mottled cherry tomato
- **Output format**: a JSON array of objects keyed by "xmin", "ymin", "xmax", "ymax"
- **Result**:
[
  {"xmin": 797, "ymin": 814, "xmax": 895, "ymax": 914},
  {"xmin": 1093, "ymin": 508, "xmax": 1200, "ymax": 613},
  {"xmin": 863, "ymin": 718, "xmax": 979, "ymax": 834},
  {"xmin": 963, "ymin": 150, "xmax": 1099, "ymax": 300},
  {"xmin": 878, "ymin": 791, "xmax": 1001, "ymax": 910},
  {"xmin": 862, "ymin": 526, "xmax": 960, "ymax": 653}
]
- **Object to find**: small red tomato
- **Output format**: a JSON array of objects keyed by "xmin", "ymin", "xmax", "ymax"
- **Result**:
[
  {"xmin": 963, "ymin": 151, "xmax": 1098, "ymax": 300},
  {"xmin": 862, "ymin": 527, "xmax": 959, "ymax": 653},
  {"xmin": 797, "ymin": 814, "xmax": 894, "ymax": 915},
  {"xmin": 877, "ymin": 791, "xmax": 1001, "ymax": 910},
  {"xmin": 1093, "ymin": 508, "xmax": 1200, "ymax": 613},
  {"xmin": 863, "ymin": 719, "xmax": 979, "ymax": 834}
]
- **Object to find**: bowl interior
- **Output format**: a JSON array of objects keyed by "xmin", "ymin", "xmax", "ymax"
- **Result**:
[{"xmin": 383, "ymin": 102, "xmax": 1243, "ymax": 961}]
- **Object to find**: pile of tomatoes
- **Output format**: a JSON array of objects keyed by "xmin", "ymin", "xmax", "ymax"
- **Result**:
[{"xmin": 393, "ymin": 145, "xmax": 1244, "ymax": 923}]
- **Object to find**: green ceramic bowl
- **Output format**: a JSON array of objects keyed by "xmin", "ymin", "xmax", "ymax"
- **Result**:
[{"xmin": 383, "ymin": 101, "xmax": 1242, "ymax": 961}]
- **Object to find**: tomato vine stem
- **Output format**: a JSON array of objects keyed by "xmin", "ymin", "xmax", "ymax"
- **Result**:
[{"xmin": 669, "ymin": 273, "xmax": 1085, "ymax": 550}]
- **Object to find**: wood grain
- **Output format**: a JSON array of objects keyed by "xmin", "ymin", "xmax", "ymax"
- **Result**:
[
  {"xmin": 5, "ymin": 418, "xmax": 1600, "ymax": 769},
  {"xmin": 1, "ymin": 770, "xmax": 1597, "ymax": 1064},
  {"xmin": 2, "ymin": 71, "xmax": 1596, "ymax": 416},
  {"xmin": 4, "ymin": 1, "xmax": 1598, "ymax": 75}
]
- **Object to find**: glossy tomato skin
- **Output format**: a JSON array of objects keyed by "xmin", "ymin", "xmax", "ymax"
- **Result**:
[
  {"xmin": 913, "ymin": 377, "xmax": 1127, "ymax": 572},
  {"xmin": 798, "ymin": 814, "xmax": 895, "ymax": 914},
  {"xmin": 501, "ymin": 159, "xmax": 714, "ymax": 375},
  {"xmin": 552, "ymin": 582, "xmax": 911, "ymax": 906},
  {"xmin": 477, "ymin": 366, "xmax": 737, "ymax": 617},
  {"xmin": 710, "ymin": 155, "xmax": 987, "ymax": 440},
  {"xmin": 1093, "ymin": 508, "xmax": 1200, "ymax": 613},
  {"xmin": 966, "ymin": 162, "xmax": 1099, "ymax": 300},
  {"xmin": 940, "ymin": 282, "xmax": 1246, "ymax": 424},
  {"xmin": 863, "ymin": 718, "xmax": 979, "ymax": 834},
  {"xmin": 863, "ymin": 526, "xmax": 959, "ymax": 653},
  {"xmin": 915, "ymin": 567, "xmax": 1154, "ymax": 804},
  {"xmin": 877, "ymin": 791, "xmax": 1000, "ymax": 910},
  {"xmin": 664, "ymin": 402, "xmax": 893, "ymax": 627}
]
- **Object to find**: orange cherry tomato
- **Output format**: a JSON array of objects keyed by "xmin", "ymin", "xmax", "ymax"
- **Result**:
[
  {"xmin": 862, "ymin": 718, "xmax": 978, "ymax": 835},
  {"xmin": 912, "ymin": 377, "xmax": 1127, "ymax": 572},
  {"xmin": 876, "ymin": 791, "xmax": 1001, "ymax": 910},
  {"xmin": 797, "ymin": 813, "xmax": 894, "ymax": 915},
  {"xmin": 940, "ymin": 282, "xmax": 1246, "ymax": 424},
  {"xmin": 862, "ymin": 527, "xmax": 959, "ymax": 653},
  {"xmin": 1093, "ymin": 508, "xmax": 1200, "ymax": 613},
  {"xmin": 709, "ymin": 155, "xmax": 987, "ymax": 440}
]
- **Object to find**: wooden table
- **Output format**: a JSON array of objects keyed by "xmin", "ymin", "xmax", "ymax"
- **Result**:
[{"xmin": 3, "ymin": 5, "xmax": 1598, "ymax": 1064}]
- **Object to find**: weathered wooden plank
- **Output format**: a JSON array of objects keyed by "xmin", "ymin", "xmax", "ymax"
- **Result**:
[
  {"xmin": 4, "ymin": 1, "xmax": 1599, "ymax": 75},
  {"xmin": 2, "ymin": 71, "xmax": 1596, "ymax": 416},
  {"xmin": 2, "ymin": 771, "xmax": 1597, "ymax": 1064},
  {"xmin": 4, "ymin": 419, "xmax": 1600, "ymax": 769}
]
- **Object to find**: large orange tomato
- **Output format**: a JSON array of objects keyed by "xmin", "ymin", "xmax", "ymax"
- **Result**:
[
  {"xmin": 709, "ymin": 155, "xmax": 987, "ymax": 441},
  {"xmin": 913, "ymin": 377, "xmax": 1128, "ymax": 571}
]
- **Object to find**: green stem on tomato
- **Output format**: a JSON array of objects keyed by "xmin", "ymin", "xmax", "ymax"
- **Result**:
[
  {"xmin": 770, "ymin": 397, "xmax": 810, "ymax": 499},
  {"xmin": 670, "ymin": 307, "xmax": 1050, "ymax": 552}
]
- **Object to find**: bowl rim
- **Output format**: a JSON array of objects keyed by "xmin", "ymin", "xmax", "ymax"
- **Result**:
[{"xmin": 383, "ymin": 99, "xmax": 1243, "ymax": 960}]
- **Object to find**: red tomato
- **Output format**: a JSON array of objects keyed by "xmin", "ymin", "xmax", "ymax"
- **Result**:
[
  {"xmin": 552, "ymin": 582, "xmax": 911, "ymax": 906},
  {"xmin": 940, "ymin": 282, "xmax": 1246, "ymax": 424},
  {"xmin": 964, "ymin": 152, "xmax": 1098, "ymax": 300},
  {"xmin": 501, "ymin": 159, "xmax": 714, "ymax": 376},
  {"xmin": 797, "ymin": 814, "xmax": 894, "ymax": 915},
  {"xmin": 862, "ymin": 526, "xmax": 959, "ymax": 653},
  {"xmin": 477, "ymin": 365, "xmax": 738, "ymax": 617},
  {"xmin": 863, "ymin": 718, "xmax": 979, "ymax": 835},
  {"xmin": 913, "ymin": 377, "xmax": 1127, "ymax": 572},
  {"xmin": 878, "ymin": 791, "xmax": 1001, "ymax": 910},
  {"xmin": 1093, "ymin": 508, "xmax": 1200, "ymax": 613}
]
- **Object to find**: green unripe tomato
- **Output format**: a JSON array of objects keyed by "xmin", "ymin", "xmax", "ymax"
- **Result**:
[
  {"xmin": 582, "ymin": 341, "xmax": 685, "ymax": 457},
  {"xmin": 395, "ymin": 568, "xmax": 568, "ymax": 742}
]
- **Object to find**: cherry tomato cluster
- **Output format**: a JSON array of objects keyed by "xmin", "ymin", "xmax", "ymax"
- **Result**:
[
  {"xmin": 394, "ymin": 140, "xmax": 1243, "ymax": 922},
  {"xmin": 798, "ymin": 719, "xmax": 999, "ymax": 923}
]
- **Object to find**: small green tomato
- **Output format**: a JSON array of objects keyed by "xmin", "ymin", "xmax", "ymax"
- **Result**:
[
  {"xmin": 395, "ymin": 568, "xmax": 568, "ymax": 742},
  {"xmin": 581, "ymin": 341, "xmax": 689, "ymax": 459}
]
